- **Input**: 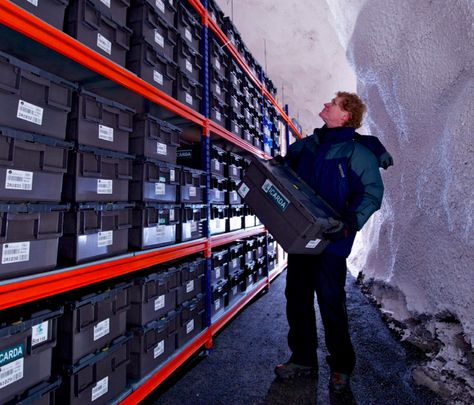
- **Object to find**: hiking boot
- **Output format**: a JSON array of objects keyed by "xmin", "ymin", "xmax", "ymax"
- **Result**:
[
  {"xmin": 274, "ymin": 362, "xmax": 317, "ymax": 379},
  {"xmin": 329, "ymin": 372, "xmax": 350, "ymax": 393}
]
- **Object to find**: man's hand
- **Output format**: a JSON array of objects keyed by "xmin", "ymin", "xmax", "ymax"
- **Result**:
[
  {"xmin": 380, "ymin": 151, "xmax": 394, "ymax": 170},
  {"xmin": 323, "ymin": 221, "xmax": 351, "ymax": 241}
]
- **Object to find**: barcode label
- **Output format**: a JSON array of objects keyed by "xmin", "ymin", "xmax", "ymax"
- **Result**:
[
  {"xmin": 232, "ymin": 74, "xmax": 238, "ymax": 86},
  {"xmin": 97, "ymin": 33, "xmax": 111, "ymax": 54},
  {"xmin": 232, "ymin": 166, "xmax": 238, "ymax": 176},
  {"xmin": 170, "ymin": 169, "xmax": 175, "ymax": 182},
  {"xmin": 169, "ymin": 209, "xmax": 175, "ymax": 221},
  {"xmin": 154, "ymin": 30, "xmax": 164, "ymax": 48},
  {"xmin": 216, "ymin": 84, "xmax": 221, "ymax": 95},
  {"xmin": 210, "ymin": 11, "xmax": 216, "ymax": 22},
  {"xmin": 156, "ymin": 0, "xmax": 165, "ymax": 12},
  {"xmin": 26, "ymin": 0, "xmax": 38, "ymax": 6},
  {"xmin": 215, "ymin": 267, "xmax": 221, "ymax": 279},
  {"xmin": 2, "ymin": 242, "xmax": 30, "ymax": 264},
  {"xmin": 5, "ymin": 169, "xmax": 33, "ymax": 191},
  {"xmin": 0, "ymin": 358, "xmax": 23, "ymax": 389},
  {"xmin": 190, "ymin": 221, "xmax": 197, "ymax": 232},
  {"xmin": 214, "ymin": 189, "xmax": 220, "ymax": 199},
  {"xmin": 185, "ymin": 59, "xmax": 193, "ymax": 73},
  {"xmin": 157, "ymin": 142, "xmax": 167, "ymax": 155},
  {"xmin": 232, "ymin": 286, "xmax": 238, "ymax": 295},
  {"xmin": 215, "ymin": 59, "xmax": 221, "ymax": 70},
  {"xmin": 216, "ymin": 111, "xmax": 222, "ymax": 122},
  {"xmin": 154, "ymin": 295, "xmax": 165, "ymax": 311},
  {"xmin": 17, "ymin": 100, "xmax": 43, "ymax": 126},
  {"xmin": 215, "ymin": 218, "xmax": 221, "ymax": 229},
  {"xmin": 91, "ymin": 376, "xmax": 108, "ymax": 402},
  {"xmin": 185, "ymin": 93, "xmax": 193, "ymax": 105},
  {"xmin": 189, "ymin": 186, "xmax": 196, "ymax": 197},
  {"xmin": 186, "ymin": 319, "xmax": 194, "ymax": 334},
  {"xmin": 153, "ymin": 70, "xmax": 164, "ymax": 85},
  {"xmin": 185, "ymin": 28, "xmax": 192, "ymax": 42},
  {"xmin": 215, "ymin": 299, "xmax": 221, "ymax": 311},
  {"xmin": 185, "ymin": 280, "xmax": 194, "ymax": 293},
  {"xmin": 215, "ymin": 161, "xmax": 220, "ymax": 171},
  {"xmin": 305, "ymin": 239, "xmax": 321, "ymax": 249},
  {"xmin": 154, "ymin": 340, "xmax": 165, "ymax": 358},
  {"xmin": 98, "ymin": 124, "xmax": 114, "ymax": 142},
  {"xmin": 233, "ymin": 258, "xmax": 239, "ymax": 267},
  {"xmin": 234, "ymin": 123, "xmax": 239, "ymax": 133},
  {"xmin": 100, "ymin": 0, "xmax": 110, "ymax": 7},
  {"xmin": 32, "ymin": 321, "xmax": 49, "ymax": 346},
  {"xmin": 155, "ymin": 182, "xmax": 166, "ymax": 195},
  {"xmin": 97, "ymin": 230, "xmax": 113, "ymax": 247},
  {"xmin": 93, "ymin": 318, "xmax": 110, "ymax": 341},
  {"xmin": 233, "ymin": 98, "xmax": 238, "ymax": 108},
  {"xmin": 156, "ymin": 225, "xmax": 166, "ymax": 237},
  {"xmin": 97, "ymin": 179, "xmax": 113, "ymax": 194}
]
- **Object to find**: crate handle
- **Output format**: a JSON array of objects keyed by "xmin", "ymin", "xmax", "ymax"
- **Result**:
[
  {"xmin": 80, "ymin": 210, "xmax": 102, "ymax": 234},
  {"xmin": 0, "ymin": 136, "xmax": 15, "ymax": 166},
  {"xmin": 80, "ymin": 153, "xmax": 101, "ymax": 176},
  {"xmin": 82, "ymin": 0, "xmax": 100, "ymax": 31},
  {"xmin": 40, "ymin": 147, "xmax": 69, "ymax": 173},
  {"xmin": 0, "ymin": 62, "xmax": 20, "ymax": 94},
  {"xmin": 37, "ymin": 211, "xmax": 63, "ymax": 240}
]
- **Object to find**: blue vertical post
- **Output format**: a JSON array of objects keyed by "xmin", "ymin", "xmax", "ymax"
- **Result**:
[{"xmin": 284, "ymin": 104, "xmax": 290, "ymax": 155}]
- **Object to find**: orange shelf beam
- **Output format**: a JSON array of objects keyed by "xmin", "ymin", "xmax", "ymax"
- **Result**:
[
  {"xmin": 0, "ymin": 240, "xmax": 206, "ymax": 311},
  {"xmin": 0, "ymin": 0, "xmax": 205, "ymax": 126},
  {"xmin": 210, "ymin": 226, "xmax": 265, "ymax": 248}
]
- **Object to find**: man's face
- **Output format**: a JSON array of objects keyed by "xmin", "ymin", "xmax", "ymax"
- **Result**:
[{"xmin": 319, "ymin": 96, "xmax": 350, "ymax": 128}]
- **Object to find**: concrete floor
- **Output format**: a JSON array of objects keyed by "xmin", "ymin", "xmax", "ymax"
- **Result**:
[{"xmin": 144, "ymin": 270, "xmax": 443, "ymax": 405}]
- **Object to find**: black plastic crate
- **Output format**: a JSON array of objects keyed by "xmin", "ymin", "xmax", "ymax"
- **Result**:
[
  {"xmin": 226, "ymin": 111, "xmax": 243, "ymax": 138},
  {"xmin": 10, "ymin": 0, "xmax": 69, "ymax": 29},
  {"xmin": 209, "ymin": 204, "xmax": 228, "ymax": 235},
  {"xmin": 255, "ymin": 234, "xmax": 266, "ymax": 258},
  {"xmin": 209, "ymin": 35, "xmax": 228, "ymax": 79},
  {"xmin": 129, "ymin": 203, "xmax": 180, "ymax": 250},
  {"xmin": 256, "ymin": 255, "xmax": 266, "ymax": 280},
  {"xmin": 176, "ymin": 257, "xmax": 205, "ymax": 305},
  {"xmin": 210, "ymin": 93, "xmax": 227, "ymax": 127},
  {"xmin": 227, "ymin": 151, "xmax": 243, "ymax": 180},
  {"xmin": 226, "ymin": 268, "xmax": 245, "ymax": 307},
  {"xmin": 0, "ymin": 307, "xmax": 62, "ymax": 404},
  {"xmin": 244, "ymin": 260, "xmax": 257, "ymax": 290},
  {"xmin": 211, "ymin": 262, "xmax": 227, "ymax": 284},
  {"xmin": 207, "ymin": 0, "xmax": 225, "ymax": 28},
  {"xmin": 88, "ymin": 0, "xmax": 129, "ymax": 26},
  {"xmin": 211, "ymin": 247, "xmax": 228, "ymax": 268},
  {"xmin": 209, "ymin": 67, "xmax": 228, "ymax": 104},
  {"xmin": 244, "ymin": 237, "xmax": 257, "ymax": 264},
  {"xmin": 130, "ymin": 159, "xmax": 180, "ymax": 203},
  {"xmin": 222, "ymin": 17, "xmax": 243, "ymax": 54},
  {"xmin": 68, "ymin": 89, "xmax": 134, "ymax": 153},
  {"xmin": 128, "ymin": 1, "xmax": 177, "ymax": 61},
  {"xmin": 175, "ymin": 35, "xmax": 202, "ymax": 82},
  {"xmin": 227, "ymin": 88, "xmax": 243, "ymax": 115},
  {"xmin": 65, "ymin": 0, "xmax": 132, "ymax": 66},
  {"xmin": 0, "ymin": 127, "xmax": 71, "ymax": 203},
  {"xmin": 174, "ymin": 70, "xmax": 202, "ymax": 112},
  {"xmin": 243, "ymin": 204, "xmax": 256, "ymax": 228},
  {"xmin": 57, "ymin": 334, "xmax": 130, "ymax": 405},
  {"xmin": 5, "ymin": 377, "xmax": 61, "ymax": 405},
  {"xmin": 0, "ymin": 51, "xmax": 75, "ymax": 140},
  {"xmin": 127, "ymin": 41, "xmax": 177, "ymax": 97},
  {"xmin": 227, "ymin": 178, "xmax": 241, "ymax": 205},
  {"xmin": 176, "ymin": 294, "xmax": 205, "ymax": 348},
  {"xmin": 62, "ymin": 146, "xmax": 133, "ymax": 202},
  {"xmin": 175, "ymin": 2, "xmax": 201, "ymax": 52},
  {"xmin": 127, "ymin": 265, "xmax": 180, "ymax": 326},
  {"xmin": 130, "ymin": 113, "xmax": 181, "ymax": 163},
  {"xmin": 228, "ymin": 204, "xmax": 243, "ymax": 232},
  {"xmin": 180, "ymin": 204, "xmax": 207, "ymax": 242},
  {"xmin": 211, "ymin": 279, "xmax": 227, "ymax": 317},
  {"xmin": 59, "ymin": 202, "xmax": 132, "ymax": 265},
  {"xmin": 180, "ymin": 167, "xmax": 206, "ymax": 203},
  {"xmin": 55, "ymin": 282, "xmax": 131, "ymax": 365},
  {"xmin": 0, "ymin": 203, "xmax": 66, "ymax": 281},
  {"xmin": 139, "ymin": 0, "xmax": 176, "ymax": 25},
  {"xmin": 228, "ymin": 59, "xmax": 243, "ymax": 91},
  {"xmin": 209, "ymin": 174, "xmax": 226, "ymax": 204},
  {"xmin": 228, "ymin": 241, "xmax": 243, "ymax": 274}
]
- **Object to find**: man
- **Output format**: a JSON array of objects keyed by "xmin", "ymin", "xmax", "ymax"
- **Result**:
[{"xmin": 274, "ymin": 92, "xmax": 391, "ymax": 393}]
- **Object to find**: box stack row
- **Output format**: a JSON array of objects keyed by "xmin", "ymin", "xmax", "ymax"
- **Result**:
[{"xmin": 0, "ymin": 254, "xmax": 206, "ymax": 404}]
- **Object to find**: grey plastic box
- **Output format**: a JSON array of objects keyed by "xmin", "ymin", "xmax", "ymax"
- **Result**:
[
  {"xmin": 239, "ymin": 157, "xmax": 340, "ymax": 254},
  {"xmin": 176, "ymin": 258, "xmax": 205, "ymax": 305},
  {"xmin": 176, "ymin": 294, "xmax": 205, "ymax": 348},
  {"xmin": 175, "ymin": 2, "xmax": 201, "ymax": 52},
  {"xmin": 180, "ymin": 204, "xmax": 207, "ymax": 241},
  {"xmin": 175, "ymin": 35, "xmax": 202, "ymax": 82},
  {"xmin": 209, "ymin": 204, "xmax": 228, "ymax": 235},
  {"xmin": 180, "ymin": 167, "xmax": 206, "ymax": 203},
  {"xmin": 174, "ymin": 70, "xmax": 202, "ymax": 113}
]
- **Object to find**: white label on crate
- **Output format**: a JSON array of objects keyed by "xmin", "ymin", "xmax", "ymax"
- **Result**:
[
  {"xmin": 93, "ymin": 318, "xmax": 110, "ymax": 341},
  {"xmin": 216, "ymin": 111, "xmax": 222, "ymax": 122},
  {"xmin": 100, "ymin": 0, "xmax": 111, "ymax": 8},
  {"xmin": 153, "ymin": 70, "xmax": 164, "ymax": 85},
  {"xmin": 233, "ymin": 98, "xmax": 238, "ymax": 108},
  {"xmin": 216, "ymin": 83, "xmax": 221, "ymax": 95},
  {"xmin": 237, "ymin": 182, "xmax": 249, "ymax": 198},
  {"xmin": 215, "ymin": 218, "xmax": 221, "ymax": 229},
  {"xmin": 185, "ymin": 59, "xmax": 193, "ymax": 73},
  {"xmin": 155, "ymin": 182, "xmax": 166, "ymax": 195},
  {"xmin": 186, "ymin": 319, "xmax": 194, "ymax": 334},
  {"xmin": 154, "ymin": 295, "xmax": 165, "ymax": 311},
  {"xmin": 31, "ymin": 321, "xmax": 49, "ymax": 346},
  {"xmin": 97, "ymin": 33, "xmax": 112, "ymax": 54},
  {"xmin": 91, "ymin": 376, "xmax": 109, "ymax": 402},
  {"xmin": 156, "ymin": 142, "xmax": 167, "ymax": 156},
  {"xmin": 185, "ymin": 28, "xmax": 192, "ymax": 42},
  {"xmin": 305, "ymin": 239, "xmax": 322, "ymax": 249},
  {"xmin": 214, "ymin": 299, "xmax": 221, "ymax": 311},
  {"xmin": 154, "ymin": 340, "xmax": 165, "ymax": 358},
  {"xmin": 97, "ymin": 231, "xmax": 113, "ymax": 247},
  {"xmin": 26, "ymin": 0, "xmax": 38, "ymax": 6},
  {"xmin": 189, "ymin": 186, "xmax": 196, "ymax": 197},
  {"xmin": 5, "ymin": 169, "xmax": 33, "ymax": 191},
  {"xmin": 210, "ymin": 11, "xmax": 216, "ymax": 22},
  {"xmin": 244, "ymin": 88, "xmax": 250, "ymax": 99},
  {"xmin": 156, "ymin": 0, "xmax": 165, "ymax": 13},
  {"xmin": 215, "ymin": 267, "xmax": 221, "ymax": 279},
  {"xmin": 154, "ymin": 30, "xmax": 165, "ymax": 48},
  {"xmin": 215, "ymin": 161, "xmax": 220, "ymax": 171},
  {"xmin": 215, "ymin": 59, "xmax": 221, "ymax": 71},
  {"xmin": 0, "ymin": 357, "xmax": 24, "ymax": 389},
  {"xmin": 232, "ymin": 166, "xmax": 238, "ymax": 176},
  {"xmin": 168, "ymin": 0, "xmax": 173, "ymax": 5},
  {"xmin": 17, "ymin": 100, "xmax": 43, "ymax": 126},
  {"xmin": 185, "ymin": 93, "xmax": 193, "ymax": 105},
  {"xmin": 232, "ymin": 286, "xmax": 238, "ymax": 295},
  {"xmin": 185, "ymin": 280, "xmax": 194, "ymax": 293},
  {"xmin": 232, "ymin": 258, "xmax": 238, "ymax": 268},
  {"xmin": 2, "ymin": 242, "xmax": 30, "ymax": 264},
  {"xmin": 170, "ymin": 169, "xmax": 175, "ymax": 182},
  {"xmin": 156, "ymin": 225, "xmax": 166, "ymax": 237},
  {"xmin": 169, "ymin": 209, "xmax": 175, "ymax": 221},
  {"xmin": 214, "ymin": 189, "xmax": 220, "ymax": 199},
  {"xmin": 190, "ymin": 221, "xmax": 197, "ymax": 232},
  {"xmin": 97, "ymin": 179, "xmax": 113, "ymax": 194},
  {"xmin": 98, "ymin": 124, "xmax": 114, "ymax": 142},
  {"xmin": 233, "ymin": 123, "xmax": 239, "ymax": 133}
]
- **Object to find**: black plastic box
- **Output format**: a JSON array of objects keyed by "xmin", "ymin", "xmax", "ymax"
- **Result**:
[
  {"xmin": 129, "ymin": 203, "xmax": 180, "ymax": 250},
  {"xmin": 226, "ymin": 268, "xmax": 245, "ymax": 307},
  {"xmin": 180, "ymin": 204, "xmax": 207, "ymax": 241},
  {"xmin": 180, "ymin": 167, "xmax": 206, "ymax": 203},
  {"xmin": 176, "ymin": 294, "xmax": 205, "ymax": 348},
  {"xmin": 0, "ymin": 51, "xmax": 75, "ymax": 140},
  {"xmin": 243, "ymin": 204, "xmax": 256, "ymax": 228},
  {"xmin": 65, "ymin": 0, "xmax": 132, "ymax": 66},
  {"xmin": 128, "ymin": 265, "xmax": 180, "ymax": 326},
  {"xmin": 210, "ymin": 144, "xmax": 226, "ymax": 175},
  {"xmin": 228, "ymin": 204, "xmax": 243, "ymax": 232},
  {"xmin": 56, "ymin": 282, "xmax": 131, "ymax": 365},
  {"xmin": 209, "ymin": 174, "xmax": 226, "ymax": 204},
  {"xmin": 88, "ymin": 0, "xmax": 129, "ymax": 26},
  {"xmin": 239, "ymin": 157, "xmax": 340, "ymax": 254},
  {"xmin": 207, "ymin": 0, "xmax": 225, "ymax": 28},
  {"xmin": 59, "ymin": 202, "xmax": 132, "ymax": 264},
  {"xmin": 210, "ymin": 93, "xmax": 227, "ymax": 127},
  {"xmin": 227, "ymin": 178, "xmax": 241, "ymax": 205},
  {"xmin": 211, "ymin": 247, "xmax": 228, "ymax": 268},
  {"xmin": 209, "ymin": 35, "xmax": 228, "ymax": 79},
  {"xmin": 227, "ymin": 112, "xmax": 243, "ymax": 138},
  {"xmin": 174, "ymin": 70, "xmax": 202, "ymax": 112},
  {"xmin": 0, "ymin": 127, "xmax": 71, "ymax": 203},
  {"xmin": 0, "ymin": 203, "xmax": 66, "ymax": 281},
  {"xmin": 227, "ymin": 151, "xmax": 243, "ymax": 180},
  {"xmin": 6, "ymin": 377, "xmax": 61, "ymax": 405},
  {"xmin": 131, "ymin": 114, "xmax": 181, "ymax": 163},
  {"xmin": 175, "ymin": 2, "xmax": 201, "ymax": 52},
  {"xmin": 127, "ymin": 41, "xmax": 178, "ymax": 97},
  {"xmin": 175, "ymin": 35, "xmax": 202, "ymax": 82},
  {"xmin": 68, "ymin": 90, "xmax": 134, "ymax": 153},
  {"xmin": 10, "ymin": 0, "xmax": 69, "ymax": 29},
  {"xmin": 209, "ymin": 67, "xmax": 227, "ymax": 105},
  {"xmin": 211, "ymin": 279, "xmax": 227, "ymax": 317},
  {"xmin": 228, "ymin": 59, "xmax": 243, "ymax": 92},
  {"xmin": 176, "ymin": 257, "xmax": 205, "ymax": 305},
  {"xmin": 62, "ymin": 146, "xmax": 133, "ymax": 202},
  {"xmin": 211, "ymin": 262, "xmax": 227, "ymax": 284},
  {"xmin": 209, "ymin": 204, "xmax": 228, "ymax": 235},
  {"xmin": 228, "ymin": 241, "xmax": 243, "ymax": 274},
  {"xmin": 139, "ymin": 0, "xmax": 176, "ymax": 25},
  {"xmin": 244, "ymin": 237, "xmax": 257, "ymax": 264}
]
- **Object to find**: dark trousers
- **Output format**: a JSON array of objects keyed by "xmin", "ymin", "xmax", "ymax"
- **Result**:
[{"xmin": 286, "ymin": 252, "xmax": 356, "ymax": 374}]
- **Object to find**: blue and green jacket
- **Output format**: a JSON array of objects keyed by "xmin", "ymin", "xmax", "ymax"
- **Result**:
[{"xmin": 284, "ymin": 125, "xmax": 385, "ymax": 257}]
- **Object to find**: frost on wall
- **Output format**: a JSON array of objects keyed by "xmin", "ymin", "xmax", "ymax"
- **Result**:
[{"xmin": 339, "ymin": 0, "xmax": 474, "ymax": 400}]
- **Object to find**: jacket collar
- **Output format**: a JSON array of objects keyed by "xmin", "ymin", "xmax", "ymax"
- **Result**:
[{"xmin": 314, "ymin": 125, "xmax": 356, "ymax": 144}]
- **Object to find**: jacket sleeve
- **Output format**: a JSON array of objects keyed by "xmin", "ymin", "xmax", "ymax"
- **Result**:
[
  {"xmin": 347, "ymin": 144, "xmax": 384, "ymax": 230},
  {"xmin": 283, "ymin": 136, "xmax": 313, "ymax": 171}
]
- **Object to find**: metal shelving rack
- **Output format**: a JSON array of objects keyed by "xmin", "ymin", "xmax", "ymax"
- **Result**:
[{"xmin": 0, "ymin": 0, "xmax": 298, "ymax": 402}]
